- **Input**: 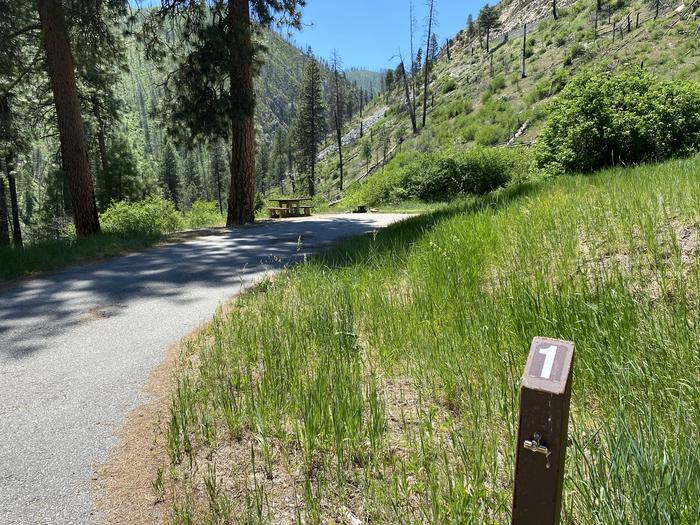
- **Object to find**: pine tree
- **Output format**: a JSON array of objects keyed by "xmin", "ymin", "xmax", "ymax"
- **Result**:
[
  {"xmin": 270, "ymin": 129, "xmax": 286, "ymax": 191},
  {"xmin": 209, "ymin": 141, "xmax": 228, "ymax": 214},
  {"xmin": 0, "ymin": 174, "xmax": 9, "ymax": 246},
  {"xmin": 293, "ymin": 59, "xmax": 326, "ymax": 197},
  {"xmin": 385, "ymin": 70, "xmax": 395, "ymax": 92},
  {"xmin": 142, "ymin": 0, "xmax": 305, "ymax": 226},
  {"xmin": 96, "ymin": 132, "xmax": 142, "ymax": 210},
  {"xmin": 478, "ymin": 4, "xmax": 501, "ymax": 53},
  {"xmin": 467, "ymin": 14, "xmax": 476, "ymax": 38},
  {"xmin": 36, "ymin": 0, "xmax": 106, "ymax": 236},
  {"xmin": 160, "ymin": 143, "xmax": 181, "ymax": 207},
  {"xmin": 255, "ymin": 141, "xmax": 270, "ymax": 196},
  {"xmin": 430, "ymin": 33, "xmax": 440, "ymax": 62},
  {"xmin": 422, "ymin": 0, "xmax": 435, "ymax": 127},
  {"xmin": 181, "ymin": 153, "xmax": 204, "ymax": 210}
]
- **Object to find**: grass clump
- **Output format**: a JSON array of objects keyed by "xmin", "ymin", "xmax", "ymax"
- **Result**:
[{"xmin": 159, "ymin": 155, "xmax": 700, "ymax": 523}]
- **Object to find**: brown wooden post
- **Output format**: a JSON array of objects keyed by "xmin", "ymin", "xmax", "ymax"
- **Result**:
[{"xmin": 512, "ymin": 337, "xmax": 575, "ymax": 525}]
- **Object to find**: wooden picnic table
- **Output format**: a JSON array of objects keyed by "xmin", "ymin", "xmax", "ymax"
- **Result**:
[{"xmin": 268, "ymin": 197, "xmax": 314, "ymax": 218}]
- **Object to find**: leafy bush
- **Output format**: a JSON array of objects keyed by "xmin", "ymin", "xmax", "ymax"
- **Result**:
[
  {"xmin": 536, "ymin": 68, "xmax": 700, "ymax": 173},
  {"xmin": 457, "ymin": 147, "xmax": 527, "ymax": 194},
  {"xmin": 445, "ymin": 99, "xmax": 473, "ymax": 119},
  {"xmin": 101, "ymin": 196, "xmax": 184, "ymax": 236},
  {"xmin": 255, "ymin": 193, "xmax": 265, "ymax": 213},
  {"xmin": 344, "ymin": 147, "xmax": 529, "ymax": 205},
  {"xmin": 442, "ymin": 78, "xmax": 457, "ymax": 94},
  {"xmin": 489, "ymin": 75, "xmax": 506, "ymax": 92},
  {"xmin": 475, "ymin": 125, "xmax": 504, "ymax": 146},
  {"xmin": 404, "ymin": 153, "xmax": 462, "ymax": 201},
  {"xmin": 185, "ymin": 201, "xmax": 224, "ymax": 229}
]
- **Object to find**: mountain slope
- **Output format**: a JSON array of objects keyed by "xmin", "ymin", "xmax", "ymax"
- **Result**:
[{"xmin": 317, "ymin": 0, "xmax": 700, "ymax": 202}]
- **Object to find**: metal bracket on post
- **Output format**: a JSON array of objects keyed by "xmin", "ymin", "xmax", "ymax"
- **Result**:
[{"xmin": 511, "ymin": 337, "xmax": 575, "ymax": 525}]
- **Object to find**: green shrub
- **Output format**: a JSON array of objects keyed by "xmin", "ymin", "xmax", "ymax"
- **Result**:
[
  {"xmin": 461, "ymin": 124, "xmax": 479, "ymax": 142},
  {"xmin": 344, "ymin": 147, "xmax": 529, "ymax": 205},
  {"xmin": 536, "ymin": 67, "xmax": 700, "ymax": 173},
  {"xmin": 101, "ymin": 196, "xmax": 184, "ymax": 236},
  {"xmin": 403, "ymin": 153, "xmax": 462, "ymax": 201},
  {"xmin": 489, "ymin": 75, "xmax": 506, "ymax": 92},
  {"xmin": 185, "ymin": 201, "xmax": 224, "ymax": 229},
  {"xmin": 255, "ymin": 193, "xmax": 265, "ymax": 213},
  {"xmin": 442, "ymin": 78, "xmax": 457, "ymax": 94},
  {"xmin": 474, "ymin": 125, "xmax": 504, "ymax": 146},
  {"xmin": 456, "ymin": 147, "xmax": 529, "ymax": 194},
  {"xmin": 446, "ymin": 99, "xmax": 473, "ymax": 119}
]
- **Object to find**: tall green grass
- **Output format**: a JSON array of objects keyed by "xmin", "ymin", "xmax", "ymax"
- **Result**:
[{"xmin": 163, "ymin": 156, "xmax": 700, "ymax": 524}]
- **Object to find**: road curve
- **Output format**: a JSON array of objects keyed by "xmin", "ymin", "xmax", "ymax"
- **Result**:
[{"xmin": 0, "ymin": 213, "xmax": 408, "ymax": 525}]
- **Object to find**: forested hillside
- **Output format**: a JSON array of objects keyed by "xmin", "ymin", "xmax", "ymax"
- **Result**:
[{"xmin": 0, "ymin": 4, "xmax": 379, "ymax": 250}]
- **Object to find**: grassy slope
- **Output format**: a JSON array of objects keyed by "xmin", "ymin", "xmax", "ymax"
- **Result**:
[
  {"xmin": 317, "ymin": 0, "xmax": 700, "ymax": 201},
  {"xmin": 161, "ymin": 155, "xmax": 700, "ymax": 523}
]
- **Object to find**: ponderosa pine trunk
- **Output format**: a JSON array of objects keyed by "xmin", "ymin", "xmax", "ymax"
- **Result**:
[
  {"xmin": 0, "ymin": 175, "xmax": 9, "ymax": 247},
  {"xmin": 37, "ymin": 0, "xmax": 100, "ymax": 236},
  {"xmin": 227, "ymin": 0, "xmax": 256, "ymax": 227}
]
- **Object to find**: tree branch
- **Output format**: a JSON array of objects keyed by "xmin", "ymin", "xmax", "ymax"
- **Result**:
[{"xmin": 2, "ymin": 23, "xmax": 41, "ymax": 43}]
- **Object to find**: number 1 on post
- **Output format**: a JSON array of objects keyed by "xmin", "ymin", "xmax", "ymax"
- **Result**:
[{"xmin": 538, "ymin": 345, "xmax": 558, "ymax": 379}]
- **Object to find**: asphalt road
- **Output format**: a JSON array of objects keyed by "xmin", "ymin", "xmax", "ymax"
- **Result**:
[{"xmin": 0, "ymin": 213, "xmax": 407, "ymax": 525}]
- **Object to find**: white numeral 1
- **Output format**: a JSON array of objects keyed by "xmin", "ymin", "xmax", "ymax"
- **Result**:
[{"xmin": 538, "ymin": 345, "xmax": 558, "ymax": 379}]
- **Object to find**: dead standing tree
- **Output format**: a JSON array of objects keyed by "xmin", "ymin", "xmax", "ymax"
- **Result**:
[
  {"xmin": 421, "ymin": 0, "xmax": 435, "ymax": 127},
  {"xmin": 397, "ymin": 57, "xmax": 417, "ymax": 134},
  {"xmin": 330, "ymin": 51, "xmax": 345, "ymax": 190}
]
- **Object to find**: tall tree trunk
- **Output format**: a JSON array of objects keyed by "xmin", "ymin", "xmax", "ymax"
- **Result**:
[
  {"xmin": 522, "ymin": 23, "xmax": 528, "ymax": 78},
  {"xmin": 227, "ymin": 0, "xmax": 256, "ymax": 226},
  {"xmin": 0, "ymin": 175, "xmax": 9, "ymax": 247},
  {"xmin": 359, "ymin": 88, "xmax": 364, "ymax": 138},
  {"xmin": 409, "ymin": 0, "xmax": 418, "ymax": 120},
  {"xmin": 335, "ymin": 111, "xmax": 344, "ymax": 190},
  {"xmin": 553, "ymin": 0, "xmax": 558, "ymax": 19},
  {"xmin": 37, "ymin": 0, "xmax": 100, "ymax": 237},
  {"xmin": 308, "ymin": 86, "xmax": 316, "ymax": 197},
  {"xmin": 8, "ymin": 174, "xmax": 22, "ymax": 248},
  {"xmin": 92, "ymin": 100, "xmax": 108, "ymax": 176},
  {"xmin": 333, "ymin": 68, "xmax": 344, "ymax": 191},
  {"xmin": 422, "ymin": 0, "xmax": 434, "ymax": 128},
  {"xmin": 400, "ymin": 60, "xmax": 418, "ymax": 134},
  {"xmin": 5, "ymin": 158, "xmax": 23, "ymax": 247},
  {"xmin": 92, "ymin": 100, "xmax": 112, "ymax": 201}
]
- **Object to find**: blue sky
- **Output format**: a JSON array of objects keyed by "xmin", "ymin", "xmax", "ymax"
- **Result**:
[{"xmin": 286, "ymin": 0, "xmax": 489, "ymax": 71}]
